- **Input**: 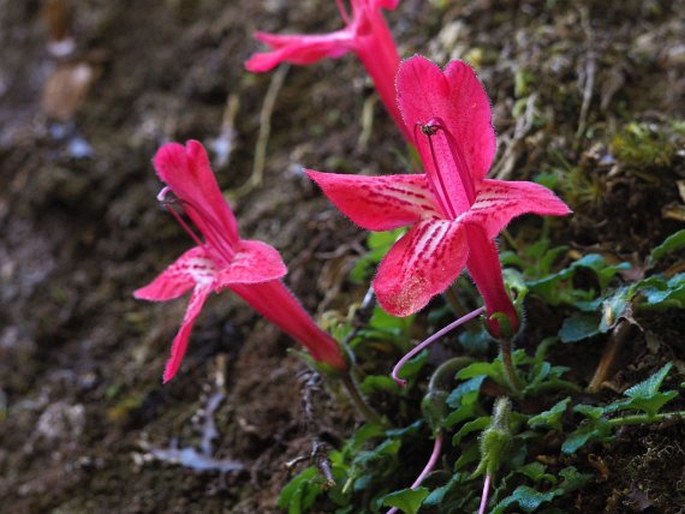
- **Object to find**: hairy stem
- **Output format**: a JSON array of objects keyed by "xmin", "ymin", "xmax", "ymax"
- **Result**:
[
  {"xmin": 608, "ymin": 410, "xmax": 685, "ymax": 427},
  {"xmin": 500, "ymin": 338, "xmax": 523, "ymax": 394},
  {"xmin": 340, "ymin": 371, "xmax": 384, "ymax": 426}
]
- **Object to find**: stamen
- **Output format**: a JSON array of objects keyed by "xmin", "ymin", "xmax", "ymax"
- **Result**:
[
  {"xmin": 157, "ymin": 187, "xmax": 235, "ymax": 263},
  {"xmin": 157, "ymin": 188, "xmax": 206, "ymax": 250},
  {"xmin": 335, "ymin": 0, "xmax": 351, "ymax": 24},
  {"xmin": 157, "ymin": 186, "xmax": 174, "ymax": 203},
  {"xmin": 415, "ymin": 118, "xmax": 478, "ymax": 217},
  {"xmin": 414, "ymin": 120, "xmax": 458, "ymax": 219},
  {"xmin": 180, "ymin": 199, "xmax": 237, "ymax": 257},
  {"xmin": 391, "ymin": 306, "xmax": 485, "ymax": 387},
  {"xmin": 429, "ymin": 117, "xmax": 477, "ymax": 204}
]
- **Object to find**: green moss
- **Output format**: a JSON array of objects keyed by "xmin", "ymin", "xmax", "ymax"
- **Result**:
[{"xmin": 610, "ymin": 122, "xmax": 677, "ymax": 170}]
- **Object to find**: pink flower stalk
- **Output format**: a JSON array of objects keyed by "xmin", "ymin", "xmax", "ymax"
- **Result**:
[
  {"xmin": 386, "ymin": 432, "xmax": 444, "ymax": 514},
  {"xmin": 306, "ymin": 56, "xmax": 571, "ymax": 336},
  {"xmin": 245, "ymin": 0, "xmax": 408, "ymax": 141},
  {"xmin": 134, "ymin": 140, "xmax": 348, "ymax": 382}
]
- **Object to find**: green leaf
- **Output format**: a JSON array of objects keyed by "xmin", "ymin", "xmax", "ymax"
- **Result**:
[
  {"xmin": 452, "ymin": 416, "xmax": 491, "ymax": 446},
  {"xmin": 492, "ymin": 485, "xmax": 556, "ymax": 513},
  {"xmin": 360, "ymin": 375, "xmax": 402, "ymax": 395},
  {"xmin": 624, "ymin": 362, "xmax": 672, "ymax": 398},
  {"xmin": 392, "ymin": 350, "xmax": 429, "ymax": 383},
  {"xmin": 278, "ymin": 467, "xmax": 322, "ymax": 514},
  {"xmin": 558, "ymin": 466, "xmax": 592, "ymax": 491},
  {"xmin": 350, "ymin": 229, "xmax": 405, "ymax": 283},
  {"xmin": 458, "ymin": 328, "xmax": 492, "ymax": 353},
  {"xmin": 518, "ymin": 462, "xmax": 557, "ymax": 484},
  {"xmin": 528, "ymin": 397, "xmax": 571, "ymax": 432},
  {"xmin": 559, "ymin": 312, "xmax": 601, "ymax": 342},
  {"xmin": 649, "ymin": 229, "xmax": 685, "ymax": 263},
  {"xmin": 562, "ymin": 418, "xmax": 611, "ymax": 454},
  {"xmin": 422, "ymin": 472, "xmax": 470, "ymax": 508},
  {"xmin": 492, "ymin": 467, "xmax": 590, "ymax": 513},
  {"xmin": 639, "ymin": 273, "xmax": 685, "ymax": 310},
  {"xmin": 446, "ymin": 376, "xmax": 486, "ymax": 409},
  {"xmin": 380, "ymin": 487, "xmax": 430, "ymax": 514},
  {"xmin": 619, "ymin": 362, "xmax": 678, "ymax": 417},
  {"xmin": 454, "ymin": 442, "xmax": 481, "ymax": 471}
]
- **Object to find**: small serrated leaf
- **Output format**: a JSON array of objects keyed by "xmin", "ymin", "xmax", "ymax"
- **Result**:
[
  {"xmin": 452, "ymin": 416, "xmax": 491, "ymax": 446},
  {"xmin": 649, "ymin": 229, "xmax": 685, "ymax": 264},
  {"xmin": 562, "ymin": 419, "xmax": 611, "ymax": 454},
  {"xmin": 528, "ymin": 397, "xmax": 571, "ymax": 432},
  {"xmin": 380, "ymin": 487, "xmax": 430, "ymax": 514},
  {"xmin": 625, "ymin": 362, "xmax": 672, "ymax": 398},
  {"xmin": 620, "ymin": 363, "xmax": 678, "ymax": 417},
  {"xmin": 559, "ymin": 312, "xmax": 601, "ymax": 343},
  {"xmin": 492, "ymin": 485, "xmax": 556, "ymax": 513}
]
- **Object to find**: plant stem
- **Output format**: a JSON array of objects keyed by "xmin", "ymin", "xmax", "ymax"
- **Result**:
[
  {"xmin": 340, "ymin": 370, "xmax": 384, "ymax": 426},
  {"xmin": 608, "ymin": 410, "xmax": 685, "ymax": 427},
  {"xmin": 500, "ymin": 338, "xmax": 523, "ymax": 394},
  {"xmin": 386, "ymin": 433, "xmax": 444, "ymax": 514},
  {"xmin": 392, "ymin": 307, "xmax": 485, "ymax": 386},
  {"xmin": 588, "ymin": 319, "xmax": 633, "ymax": 393},
  {"xmin": 478, "ymin": 474, "xmax": 492, "ymax": 514}
]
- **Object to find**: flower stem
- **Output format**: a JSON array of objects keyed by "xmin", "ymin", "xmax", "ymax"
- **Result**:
[
  {"xmin": 392, "ymin": 307, "xmax": 485, "ymax": 387},
  {"xmin": 587, "ymin": 319, "xmax": 633, "ymax": 393},
  {"xmin": 478, "ymin": 474, "xmax": 492, "ymax": 514},
  {"xmin": 385, "ymin": 433, "xmax": 444, "ymax": 514},
  {"xmin": 340, "ymin": 370, "xmax": 384, "ymax": 426},
  {"xmin": 608, "ymin": 410, "xmax": 685, "ymax": 427},
  {"xmin": 499, "ymin": 338, "xmax": 523, "ymax": 394}
]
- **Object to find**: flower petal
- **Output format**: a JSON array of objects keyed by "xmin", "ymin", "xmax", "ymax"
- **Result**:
[
  {"xmin": 464, "ymin": 225, "xmax": 518, "ymax": 337},
  {"xmin": 154, "ymin": 141, "xmax": 240, "ymax": 250},
  {"xmin": 218, "ymin": 240, "xmax": 287, "ymax": 286},
  {"xmin": 460, "ymin": 179, "xmax": 572, "ymax": 239},
  {"xmin": 373, "ymin": 220, "xmax": 468, "ymax": 316},
  {"xmin": 133, "ymin": 247, "xmax": 217, "ymax": 301},
  {"xmin": 370, "ymin": 0, "xmax": 400, "ymax": 9},
  {"xmin": 231, "ymin": 280, "xmax": 348, "ymax": 371},
  {"xmin": 397, "ymin": 56, "xmax": 497, "ymax": 213},
  {"xmin": 162, "ymin": 285, "xmax": 212, "ymax": 383},
  {"xmin": 245, "ymin": 30, "xmax": 354, "ymax": 72},
  {"xmin": 306, "ymin": 169, "xmax": 441, "ymax": 231}
]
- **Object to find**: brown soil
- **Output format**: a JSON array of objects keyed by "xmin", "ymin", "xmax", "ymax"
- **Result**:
[{"xmin": 1, "ymin": 0, "xmax": 683, "ymax": 513}]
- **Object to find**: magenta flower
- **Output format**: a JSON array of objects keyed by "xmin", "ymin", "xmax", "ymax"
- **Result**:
[
  {"xmin": 134, "ymin": 141, "xmax": 348, "ymax": 382},
  {"xmin": 306, "ymin": 56, "xmax": 571, "ymax": 336},
  {"xmin": 245, "ymin": 0, "xmax": 408, "ymax": 141}
]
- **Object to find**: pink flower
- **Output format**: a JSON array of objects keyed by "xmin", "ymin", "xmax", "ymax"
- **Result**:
[
  {"xmin": 245, "ymin": 0, "xmax": 408, "ymax": 141},
  {"xmin": 306, "ymin": 56, "xmax": 571, "ymax": 336},
  {"xmin": 134, "ymin": 141, "xmax": 348, "ymax": 382}
]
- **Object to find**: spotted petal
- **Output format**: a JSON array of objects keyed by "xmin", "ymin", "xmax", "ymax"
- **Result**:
[
  {"xmin": 218, "ymin": 240, "xmax": 287, "ymax": 286},
  {"xmin": 245, "ymin": 30, "xmax": 354, "ymax": 72},
  {"xmin": 134, "ymin": 246, "xmax": 217, "ymax": 301},
  {"xmin": 306, "ymin": 170, "xmax": 441, "ymax": 231},
  {"xmin": 460, "ymin": 179, "xmax": 572, "ymax": 239},
  {"xmin": 162, "ymin": 285, "xmax": 212, "ymax": 383},
  {"xmin": 373, "ymin": 220, "xmax": 468, "ymax": 316}
]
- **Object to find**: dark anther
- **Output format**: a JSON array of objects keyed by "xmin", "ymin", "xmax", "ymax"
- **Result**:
[{"xmin": 420, "ymin": 123, "xmax": 439, "ymax": 136}]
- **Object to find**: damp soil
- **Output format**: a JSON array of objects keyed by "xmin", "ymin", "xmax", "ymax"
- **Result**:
[{"xmin": 1, "ymin": 1, "xmax": 684, "ymax": 513}]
